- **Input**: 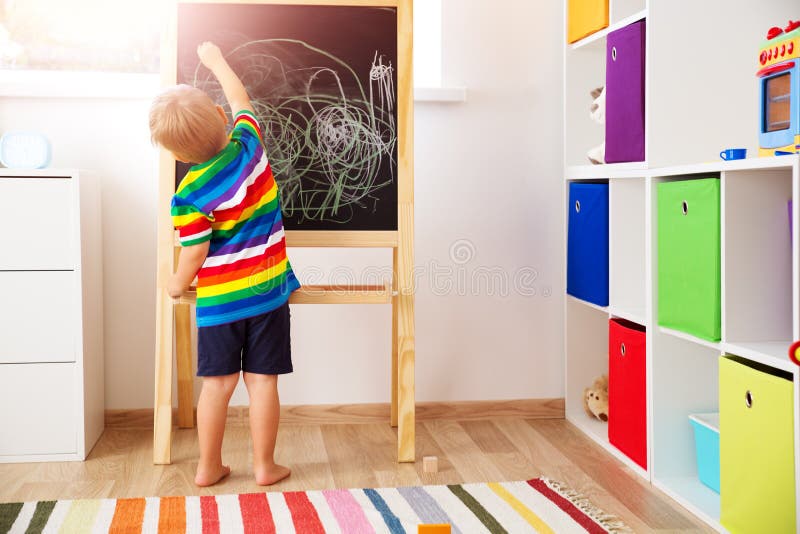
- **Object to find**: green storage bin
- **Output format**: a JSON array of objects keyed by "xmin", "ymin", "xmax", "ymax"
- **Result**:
[
  {"xmin": 657, "ymin": 178, "xmax": 721, "ymax": 341},
  {"xmin": 720, "ymin": 355, "xmax": 796, "ymax": 534}
]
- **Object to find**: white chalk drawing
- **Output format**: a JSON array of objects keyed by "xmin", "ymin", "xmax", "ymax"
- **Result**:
[{"xmin": 189, "ymin": 38, "xmax": 397, "ymax": 224}]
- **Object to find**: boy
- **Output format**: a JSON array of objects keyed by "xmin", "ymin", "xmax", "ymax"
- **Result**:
[{"xmin": 149, "ymin": 41, "xmax": 300, "ymax": 487}]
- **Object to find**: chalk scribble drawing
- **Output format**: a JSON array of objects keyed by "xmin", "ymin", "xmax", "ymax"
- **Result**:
[{"xmin": 189, "ymin": 38, "xmax": 397, "ymax": 225}]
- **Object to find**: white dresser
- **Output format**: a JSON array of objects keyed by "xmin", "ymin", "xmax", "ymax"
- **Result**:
[{"xmin": 0, "ymin": 169, "xmax": 104, "ymax": 462}]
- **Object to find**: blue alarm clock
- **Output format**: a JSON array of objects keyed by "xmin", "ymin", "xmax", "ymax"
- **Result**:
[{"xmin": 0, "ymin": 131, "xmax": 52, "ymax": 169}]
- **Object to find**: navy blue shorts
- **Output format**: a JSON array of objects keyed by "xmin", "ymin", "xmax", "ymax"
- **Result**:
[{"xmin": 197, "ymin": 302, "xmax": 293, "ymax": 377}]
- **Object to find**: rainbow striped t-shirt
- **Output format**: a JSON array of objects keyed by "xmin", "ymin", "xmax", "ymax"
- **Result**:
[{"xmin": 171, "ymin": 110, "xmax": 300, "ymax": 327}]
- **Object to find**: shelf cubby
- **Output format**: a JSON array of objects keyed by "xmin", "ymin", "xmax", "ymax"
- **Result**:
[
  {"xmin": 566, "ymin": 2, "xmax": 647, "ymax": 168},
  {"xmin": 609, "ymin": 177, "xmax": 647, "ymax": 323},
  {"xmin": 651, "ymin": 330, "xmax": 721, "ymax": 526},
  {"xmin": 564, "ymin": 42, "xmax": 606, "ymax": 168},
  {"xmin": 565, "ymin": 295, "xmax": 650, "ymax": 479},
  {"xmin": 609, "ymin": 0, "xmax": 646, "ymax": 26},
  {"xmin": 565, "ymin": 295, "xmax": 609, "ymax": 423},
  {"xmin": 722, "ymin": 168, "xmax": 794, "ymax": 370},
  {"xmin": 651, "ymin": 172, "xmax": 721, "ymax": 342},
  {"xmin": 566, "ymin": 179, "xmax": 609, "ymax": 307}
]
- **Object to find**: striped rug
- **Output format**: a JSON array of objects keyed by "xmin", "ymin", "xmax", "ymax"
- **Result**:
[{"xmin": 0, "ymin": 478, "xmax": 630, "ymax": 533}]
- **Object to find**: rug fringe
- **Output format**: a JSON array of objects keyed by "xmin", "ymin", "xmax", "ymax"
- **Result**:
[{"xmin": 541, "ymin": 478, "xmax": 634, "ymax": 533}]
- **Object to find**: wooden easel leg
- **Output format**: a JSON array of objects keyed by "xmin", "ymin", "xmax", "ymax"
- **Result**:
[
  {"xmin": 175, "ymin": 302, "xmax": 195, "ymax": 428},
  {"xmin": 154, "ymin": 290, "xmax": 174, "ymax": 464},
  {"xmin": 391, "ymin": 248, "xmax": 399, "ymax": 428},
  {"xmin": 397, "ymin": 203, "xmax": 415, "ymax": 462}
]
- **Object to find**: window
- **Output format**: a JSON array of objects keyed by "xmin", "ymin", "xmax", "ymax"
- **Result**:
[
  {"xmin": 1, "ymin": 0, "xmax": 453, "ymax": 100},
  {"xmin": 0, "ymin": 0, "xmax": 161, "ymax": 72}
]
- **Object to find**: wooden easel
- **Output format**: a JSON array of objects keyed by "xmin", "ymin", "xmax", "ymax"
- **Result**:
[{"xmin": 154, "ymin": 0, "xmax": 415, "ymax": 464}]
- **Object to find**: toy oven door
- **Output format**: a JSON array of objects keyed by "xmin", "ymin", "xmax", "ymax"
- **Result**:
[{"xmin": 759, "ymin": 61, "xmax": 799, "ymax": 149}]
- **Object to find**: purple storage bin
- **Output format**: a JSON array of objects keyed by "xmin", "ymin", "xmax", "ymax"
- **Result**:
[{"xmin": 605, "ymin": 20, "xmax": 646, "ymax": 163}]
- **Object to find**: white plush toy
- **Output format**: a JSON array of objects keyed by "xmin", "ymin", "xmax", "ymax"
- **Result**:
[{"xmin": 587, "ymin": 86, "xmax": 605, "ymax": 165}]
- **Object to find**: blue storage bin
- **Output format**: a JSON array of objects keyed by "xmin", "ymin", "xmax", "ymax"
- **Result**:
[
  {"xmin": 567, "ymin": 182, "xmax": 609, "ymax": 306},
  {"xmin": 689, "ymin": 413, "xmax": 720, "ymax": 494}
]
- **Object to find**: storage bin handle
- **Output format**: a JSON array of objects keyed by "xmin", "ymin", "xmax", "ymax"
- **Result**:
[
  {"xmin": 682, "ymin": 200, "xmax": 689, "ymax": 216},
  {"xmin": 620, "ymin": 342, "xmax": 626, "ymax": 356},
  {"xmin": 745, "ymin": 390, "xmax": 753, "ymax": 408},
  {"xmin": 611, "ymin": 46, "xmax": 617, "ymax": 61},
  {"xmin": 575, "ymin": 200, "xmax": 581, "ymax": 213}
]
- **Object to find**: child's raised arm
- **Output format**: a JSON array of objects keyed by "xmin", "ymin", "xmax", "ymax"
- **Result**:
[{"xmin": 197, "ymin": 41, "xmax": 254, "ymax": 116}]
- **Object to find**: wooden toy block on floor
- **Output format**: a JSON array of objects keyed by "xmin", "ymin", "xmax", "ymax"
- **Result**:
[
  {"xmin": 423, "ymin": 456, "xmax": 438, "ymax": 473},
  {"xmin": 418, "ymin": 525, "xmax": 451, "ymax": 534}
]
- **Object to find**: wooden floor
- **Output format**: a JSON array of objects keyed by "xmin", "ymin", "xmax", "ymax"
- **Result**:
[{"xmin": 0, "ymin": 418, "xmax": 712, "ymax": 532}]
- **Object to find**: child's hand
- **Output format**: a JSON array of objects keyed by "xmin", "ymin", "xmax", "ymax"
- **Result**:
[
  {"xmin": 167, "ymin": 275, "xmax": 186, "ymax": 299},
  {"xmin": 197, "ymin": 42, "xmax": 225, "ymax": 70}
]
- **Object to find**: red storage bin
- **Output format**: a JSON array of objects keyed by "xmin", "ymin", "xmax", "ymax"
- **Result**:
[{"xmin": 608, "ymin": 318, "xmax": 647, "ymax": 469}]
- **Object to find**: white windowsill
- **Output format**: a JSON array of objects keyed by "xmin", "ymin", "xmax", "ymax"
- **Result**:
[
  {"xmin": 0, "ymin": 70, "xmax": 161, "ymax": 99},
  {"xmin": 1, "ymin": 70, "xmax": 467, "ymax": 103}
]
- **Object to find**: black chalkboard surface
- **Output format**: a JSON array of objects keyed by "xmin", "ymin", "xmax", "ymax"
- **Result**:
[{"xmin": 176, "ymin": 3, "xmax": 398, "ymax": 231}]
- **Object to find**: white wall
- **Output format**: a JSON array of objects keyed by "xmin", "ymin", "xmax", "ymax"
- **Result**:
[{"xmin": 0, "ymin": 0, "xmax": 564, "ymax": 409}]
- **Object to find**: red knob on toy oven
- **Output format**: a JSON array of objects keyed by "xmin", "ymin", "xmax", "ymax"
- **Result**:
[
  {"xmin": 775, "ymin": 46, "xmax": 780, "ymax": 57},
  {"xmin": 760, "ymin": 51, "xmax": 768, "ymax": 64},
  {"xmin": 768, "ymin": 26, "xmax": 784, "ymax": 40},
  {"xmin": 768, "ymin": 48, "xmax": 773, "ymax": 60},
  {"xmin": 781, "ymin": 44, "xmax": 786, "ymax": 56},
  {"xmin": 790, "ymin": 42, "xmax": 795, "ymax": 54}
]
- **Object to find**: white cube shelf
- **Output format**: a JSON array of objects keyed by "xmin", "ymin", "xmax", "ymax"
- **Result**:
[{"xmin": 564, "ymin": 3, "xmax": 800, "ymax": 531}]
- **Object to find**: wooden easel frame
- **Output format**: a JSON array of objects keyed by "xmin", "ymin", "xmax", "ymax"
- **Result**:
[{"xmin": 154, "ymin": 0, "xmax": 415, "ymax": 464}]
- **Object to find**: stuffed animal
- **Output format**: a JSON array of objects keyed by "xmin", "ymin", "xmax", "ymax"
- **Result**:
[
  {"xmin": 583, "ymin": 374, "xmax": 609, "ymax": 422},
  {"xmin": 587, "ymin": 86, "xmax": 605, "ymax": 165}
]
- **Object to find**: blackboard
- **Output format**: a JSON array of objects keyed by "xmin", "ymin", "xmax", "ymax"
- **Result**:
[{"xmin": 175, "ymin": 3, "xmax": 398, "ymax": 231}]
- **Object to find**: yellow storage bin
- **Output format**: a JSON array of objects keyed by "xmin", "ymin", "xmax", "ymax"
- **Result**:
[
  {"xmin": 567, "ymin": 0, "xmax": 609, "ymax": 44},
  {"xmin": 720, "ymin": 355, "xmax": 796, "ymax": 534}
]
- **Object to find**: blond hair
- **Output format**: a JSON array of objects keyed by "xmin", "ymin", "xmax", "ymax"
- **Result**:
[{"xmin": 149, "ymin": 85, "xmax": 227, "ymax": 164}]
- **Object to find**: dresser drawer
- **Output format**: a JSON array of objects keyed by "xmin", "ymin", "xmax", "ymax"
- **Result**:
[
  {"xmin": 0, "ymin": 362, "xmax": 76, "ymax": 456},
  {"xmin": 0, "ymin": 177, "xmax": 75, "ymax": 270},
  {"xmin": 0, "ymin": 271, "xmax": 76, "ymax": 363}
]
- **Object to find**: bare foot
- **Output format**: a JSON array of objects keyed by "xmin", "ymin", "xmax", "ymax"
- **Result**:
[
  {"xmin": 254, "ymin": 463, "xmax": 291, "ymax": 486},
  {"xmin": 195, "ymin": 464, "xmax": 231, "ymax": 487}
]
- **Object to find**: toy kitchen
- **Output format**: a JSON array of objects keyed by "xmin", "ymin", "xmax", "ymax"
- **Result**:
[{"xmin": 759, "ymin": 19, "xmax": 800, "ymax": 156}]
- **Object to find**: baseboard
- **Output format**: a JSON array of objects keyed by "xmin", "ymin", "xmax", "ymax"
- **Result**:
[{"xmin": 105, "ymin": 398, "xmax": 565, "ymax": 429}]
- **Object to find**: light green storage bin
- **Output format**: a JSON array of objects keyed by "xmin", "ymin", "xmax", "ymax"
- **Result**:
[
  {"xmin": 720, "ymin": 355, "xmax": 796, "ymax": 534},
  {"xmin": 657, "ymin": 178, "xmax": 720, "ymax": 341}
]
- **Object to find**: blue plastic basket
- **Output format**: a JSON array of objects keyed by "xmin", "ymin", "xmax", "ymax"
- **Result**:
[{"xmin": 689, "ymin": 413, "xmax": 720, "ymax": 494}]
